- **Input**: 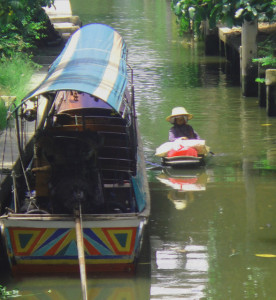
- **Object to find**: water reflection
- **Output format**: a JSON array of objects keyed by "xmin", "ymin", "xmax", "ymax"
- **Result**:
[
  {"xmin": 151, "ymin": 167, "xmax": 210, "ymax": 299},
  {"xmin": 156, "ymin": 168, "xmax": 208, "ymax": 210}
]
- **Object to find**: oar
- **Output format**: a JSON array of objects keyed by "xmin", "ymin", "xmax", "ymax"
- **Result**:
[
  {"xmin": 75, "ymin": 205, "xmax": 88, "ymax": 300},
  {"xmin": 146, "ymin": 160, "xmax": 164, "ymax": 170}
]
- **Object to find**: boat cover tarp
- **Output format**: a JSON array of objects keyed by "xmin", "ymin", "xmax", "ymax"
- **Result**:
[{"xmin": 22, "ymin": 23, "xmax": 128, "ymax": 113}]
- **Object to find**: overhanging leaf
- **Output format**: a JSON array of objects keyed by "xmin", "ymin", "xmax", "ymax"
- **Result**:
[{"xmin": 235, "ymin": 8, "xmax": 244, "ymax": 18}]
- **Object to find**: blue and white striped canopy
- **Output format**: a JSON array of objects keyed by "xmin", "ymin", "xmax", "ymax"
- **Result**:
[{"xmin": 23, "ymin": 23, "xmax": 128, "ymax": 113}]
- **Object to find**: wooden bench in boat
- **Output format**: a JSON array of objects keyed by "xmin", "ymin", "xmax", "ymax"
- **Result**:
[
  {"xmin": 55, "ymin": 114, "xmax": 128, "ymax": 126},
  {"xmin": 99, "ymin": 146, "xmax": 133, "ymax": 159},
  {"xmin": 101, "ymin": 170, "xmax": 131, "ymax": 183},
  {"xmin": 98, "ymin": 157, "xmax": 134, "ymax": 172}
]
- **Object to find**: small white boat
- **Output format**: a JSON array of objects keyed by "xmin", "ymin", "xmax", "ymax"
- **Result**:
[{"xmin": 155, "ymin": 139, "xmax": 210, "ymax": 167}]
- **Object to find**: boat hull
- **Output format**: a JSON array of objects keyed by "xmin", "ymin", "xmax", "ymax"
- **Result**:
[
  {"xmin": 1, "ymin": 216, "xmax": 147, "ymax": 274},
  {"xmin": 162, "ymin": 155, "xmax": 205, "ymax": 167},
  {"xmin": 156, "ymin": 139, "xmax": 209, "ymax": 168}
]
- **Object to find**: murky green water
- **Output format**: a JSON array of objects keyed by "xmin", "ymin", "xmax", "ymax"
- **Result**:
[{"xmin": 3, "ymin": 0, "xmax": 276, "ymax": 299}]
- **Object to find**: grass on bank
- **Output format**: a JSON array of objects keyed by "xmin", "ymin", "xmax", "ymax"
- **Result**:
[{"xmin": 0, "ymin": 53, "xmax": 40, "ymax": 129}]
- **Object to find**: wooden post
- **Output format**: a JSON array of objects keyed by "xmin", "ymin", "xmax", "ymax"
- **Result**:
[
  {"xmin": 75, "ymin": 207, "xmax": 88, "ymax": 300},
  {"xmin": 258, "ymin": 62, "xmax": 267, "ymax": 107},
  {"xmin": 203, "ymin": 21, "xmax": 219, "ymax": 55},
  {"xmin": 241, "ymin": 20, "xmax": 258, "ymax": 96},
  {"xmin": 266, "ymin": 69, "xmax": 276, "ymax": 116}
]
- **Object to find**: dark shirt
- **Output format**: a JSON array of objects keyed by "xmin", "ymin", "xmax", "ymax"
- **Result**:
[{"xmin": 169, "ymin": 124, "xmax": 200, "ymax": 141}]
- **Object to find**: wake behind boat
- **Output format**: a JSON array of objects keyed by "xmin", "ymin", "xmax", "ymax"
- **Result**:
[{"xmin": 0, "ymin": 24, "xmax": 150, "ymax": 275}]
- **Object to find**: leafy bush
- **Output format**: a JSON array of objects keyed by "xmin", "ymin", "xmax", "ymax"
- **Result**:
[
  {"xmin": 0, "ymin": 0, "xmax": 56, "ymax": 57},
  {"xmin": 0, "ymin": 24, "xmax": 34, "ymax": 57},
  {"xmin": 254, "ymin": 55, "xmax": 276, "ymax": 68},
  {"xmin": 258, "ymin": 33, "xmax": 276, "ymax": 57},
  {"xmin": 171, "ymin": 0, "xmax": 276, "ymax": 36},
  {"xmin": 253, "ymin": 34, "xmax": 276, "ymax": 84}
]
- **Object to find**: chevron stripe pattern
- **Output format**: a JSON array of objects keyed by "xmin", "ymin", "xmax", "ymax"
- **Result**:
[{"xmin": 7, "ymin": 226, "xmax": 138, "ymax": 263}]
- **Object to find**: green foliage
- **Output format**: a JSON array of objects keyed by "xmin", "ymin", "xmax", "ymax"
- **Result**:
[
  {"xmin": 255, "ymin": 77, "xmax": 265, "ymax": 83},
  {"xmin": 257, "ymin": 34, "xmax": 276, "ymax": 57},
  {"xmin": 0, "ymin": 52, "xmax": 40, "ymax": 129},
  {"xmin": 0, "ymin": 285, "xmax": 20, "ymax": 298},
  {"xmin": 171, "ymin": 0, "xmax": 215, "ymax": 36},
  {"xmin": 171, "ymin": 0, "xmax": 276, "ymax": 36},
  {"xmin": 253, "ymin": 55, "xmax": 276, "ymax": 84},
  {"xmin": 253, "ymin": 32, "xmax": 276, "ymax": 68},
  {"xmin": 0, "ymin": 98, "xmax": 7, "ymax": 130},
  {"xmin": 212, "ymin": 0, "xmax": 275, "ymax": 26},
  {"xmin": 253, "ymin": 55, "xmax": 276, "ymax": 67},
  {"xmin": 0, "ymin": 0, "xmax": 55, "ymax": 56},
  {"xmin": 0, "ymin": 24, "xmax": 35, "ymax": 57}
]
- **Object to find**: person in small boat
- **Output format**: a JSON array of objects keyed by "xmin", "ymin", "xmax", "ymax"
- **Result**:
[{"xmin": 166, "ymin": 106, "xmax": 200, "ymax": 141}]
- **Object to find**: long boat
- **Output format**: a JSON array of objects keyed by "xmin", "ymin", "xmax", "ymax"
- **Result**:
[{"xmin": 0, "ymin": 23, "xmax": 150, "ymax": 276}]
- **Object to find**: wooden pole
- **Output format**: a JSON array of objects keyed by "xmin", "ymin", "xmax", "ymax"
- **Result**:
[
  {"xmin": 241, "ymin": 20, "xmax": 258, "ymax": 96},
  {"xmin": 266, "ymin": 69, "xmax": 276, "ymax": 116},
  {"xmin": 11, "ymin": 171, "xmax": 18, "ymax": 213},
  {"xmin": 75, "ymin": 206, "xmax": 88, "ymax": 300}
]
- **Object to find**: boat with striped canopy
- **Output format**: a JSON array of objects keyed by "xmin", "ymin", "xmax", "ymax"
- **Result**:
[{"xmin": 0, "ymin": 24, "xmax": 150, "ymax": 277}]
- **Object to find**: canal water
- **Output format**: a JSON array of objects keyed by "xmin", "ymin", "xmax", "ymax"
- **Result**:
[{"xmin": 2, "ymin": 0, "xmax": 276, "ymax": 299}]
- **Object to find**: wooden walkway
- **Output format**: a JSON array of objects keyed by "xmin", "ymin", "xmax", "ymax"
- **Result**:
[
  {"xmin": 44, "ymin": 0, "xmax": 81, "ymax": 41},
  {"xmin": 44, "ymin": 0, "xmax": 72, "ymax": 16}
]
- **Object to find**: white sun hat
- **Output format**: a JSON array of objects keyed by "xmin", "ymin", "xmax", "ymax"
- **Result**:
[{"xmin": 166, "ymin": 107, "xmax": 193, "ymax": 124}]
